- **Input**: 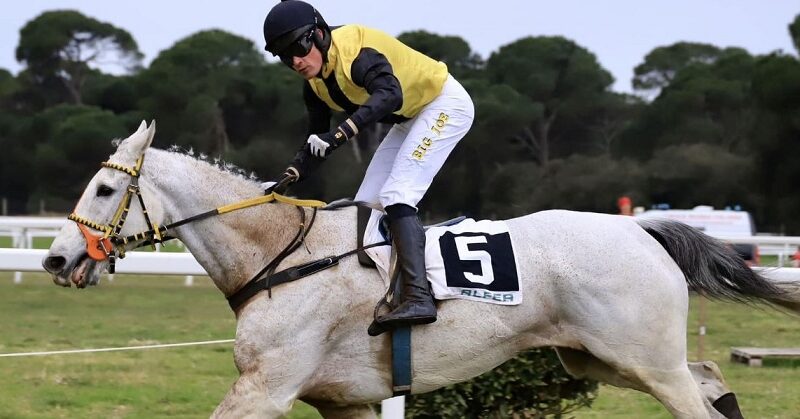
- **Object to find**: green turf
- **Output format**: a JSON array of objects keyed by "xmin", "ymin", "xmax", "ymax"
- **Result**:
[{"xmin": 0, "ymin": 273, "xmax": 320, "ymax": 419}]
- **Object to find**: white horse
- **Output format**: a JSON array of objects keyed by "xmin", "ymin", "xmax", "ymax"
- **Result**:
[{"xmin": 43, "ymin": 121, "xmax": 795, "ymax": 418}]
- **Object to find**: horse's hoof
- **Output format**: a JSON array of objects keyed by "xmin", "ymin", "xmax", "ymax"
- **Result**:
[{"xmin": 367, "ymin": 320, "xmax": 389, "ymax": 336}]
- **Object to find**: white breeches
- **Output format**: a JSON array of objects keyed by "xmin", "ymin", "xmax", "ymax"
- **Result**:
[{"xmin": 354, "ymin": 74, "xmax": 474, "ymax": 210}]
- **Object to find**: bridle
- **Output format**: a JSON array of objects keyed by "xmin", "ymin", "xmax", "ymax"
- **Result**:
[
  {"xmin": 67, "ymin": 153, "xmax": 326, "ymax": 275},
  {"xmin": 68, "ymin": 155, "xmax": 160, "ymax": 273}
]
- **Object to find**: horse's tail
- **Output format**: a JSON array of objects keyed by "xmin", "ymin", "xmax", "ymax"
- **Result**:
[{"xmin": 637, "ymin": 218, "xmax": 785, "ymax": 305}]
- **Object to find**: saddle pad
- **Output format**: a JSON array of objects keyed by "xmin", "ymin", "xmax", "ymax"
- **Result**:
[
  {"xmin": 425, "ymin": 219, "xmax": 522, "ymax": 305},
  {"xmin": 362, "ymin": 215, "xmax": 521, "ymax": 305}
]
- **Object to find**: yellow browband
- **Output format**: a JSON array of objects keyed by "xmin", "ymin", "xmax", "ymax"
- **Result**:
[{"xmin": 101, "ymin": 161, "xmax": 139, "ymax": 177}]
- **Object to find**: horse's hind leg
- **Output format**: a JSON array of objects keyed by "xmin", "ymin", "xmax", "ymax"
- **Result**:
[
  {"xmin": 689, "ymin": 361, "xmax": 744, "ymax": 419},
  {"xmin": 556, "ymin": 347, "xmax": 644, "ymax": 390},
  {"xmin": 635, "ymin": 366, "xmax": 724, "ymax": 419},
  {"xmin": 314, "ymin": 404, "xmax": 377, "ymax": 419},
  {"xmin": 556, "ymin": 348, "xmax": 725, "ymax": 419}
]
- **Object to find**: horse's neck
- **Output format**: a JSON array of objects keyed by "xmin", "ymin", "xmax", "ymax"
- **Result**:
[{"xmin": 141, "ymin": 150, "xmax": 301, "ymax": 296}]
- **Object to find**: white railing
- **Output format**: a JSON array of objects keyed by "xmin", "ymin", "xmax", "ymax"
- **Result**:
[
  {"xmin": 712, "ymin": 235, "xmax": 800, "ymax": 267},
  {"xmin": 0, "ymin": 216, "xmax": 191, "ymax": 286},
  {"xmin": 0, "ymin": 248, "xmax": 206, "ymax": 275}
]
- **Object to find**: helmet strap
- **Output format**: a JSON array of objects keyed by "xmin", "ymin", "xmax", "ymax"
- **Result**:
[{"xmin": 311, "ymin": 10, "xmax": 331, "ymax": 64}]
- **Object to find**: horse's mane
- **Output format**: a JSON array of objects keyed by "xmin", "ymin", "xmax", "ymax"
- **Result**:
[
  {"xmin": 138, "ymin": 144, "xmax": 372, "ymax": 209},
  {"xmin": 144, "ymin": 145, "xmax": 264, "ymax": 187}
]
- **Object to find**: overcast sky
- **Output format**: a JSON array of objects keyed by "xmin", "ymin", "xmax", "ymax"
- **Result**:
[{"xmin": 0, "ymin": 1, "xmax": 797, "ymax": 93}]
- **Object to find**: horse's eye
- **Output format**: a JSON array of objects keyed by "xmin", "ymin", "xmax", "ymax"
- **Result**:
[{"xmin": 96, "ymin": 185, "xmax": 114, "ymax": 197}]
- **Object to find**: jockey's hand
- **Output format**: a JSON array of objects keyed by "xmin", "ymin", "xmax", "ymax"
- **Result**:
[
  {"xmin": 307, "ymin": 131, "xmax": 346, "ymax": 158},
  {"xmin": 263, "ymin": 168, "xmax": 299, "ymax": 195}
]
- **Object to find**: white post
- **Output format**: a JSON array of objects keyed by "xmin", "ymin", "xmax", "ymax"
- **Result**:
[
  {"xmin": 184, "ymin": 275, "xmax": 194, "ymax": 286},
  {"xmin": 13, "ymin": 228, "xmax": 25, "ymax": 283},
  {"xmin": 381, "ymin": 396, "xmax": 405, "ymax": 419}
]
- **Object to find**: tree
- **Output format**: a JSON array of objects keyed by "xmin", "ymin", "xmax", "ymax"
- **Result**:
[
  {"xmin": 0, "ymin": 69, "xmax": 17, "ymax": 98},
  {"xmin": 750, "ymin": 52, "xmax": 800, "ymax": 233},
  {"xmin": 632, "ymin": 42, "xmax": 726, "ymax": 96},
  {"xmin": 591, "ymin": 93, "xmax": 644, "ymax": 156},
  {"xmin": 29, "ymin": 105, "xmax": 131, "ymax": 211},
  {"xmin": 136, "ymin": 30, "xmax": 279, "ymax": 156},
  {"xmin": 485, "ymin": 36, "xmax": 614, "ymax": 167},
  {"xmin": 398, "ymin": 31, "xmax": 483, "ymax": 78},
  {"xmin": 645, "ymin": 143, "xmax": 756, "ymax": 210},
  {"xmin": 16, "ymin": 10, "xmax": 142, "ymax": 105},
  {"xmin": 789, "ymin": 14, "xmax": 800, "ymax": 54},
  {"xmin": 482, "ymin": 155, "xmax": 646, "ymax": 219},
  {"xmin": 619, "ymin": 48, "xmax": 757, "ymax": 160}
]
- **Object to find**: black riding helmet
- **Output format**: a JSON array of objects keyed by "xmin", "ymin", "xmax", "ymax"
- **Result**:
[{"xmin": 263, "ymin": 0, "xmax": 331, "ymax": 64}]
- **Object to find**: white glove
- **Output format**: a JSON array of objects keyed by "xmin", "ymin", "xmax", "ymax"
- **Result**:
[{"xmin": 307, "ymin": 134, "xmax": 332, "ymax": 157}]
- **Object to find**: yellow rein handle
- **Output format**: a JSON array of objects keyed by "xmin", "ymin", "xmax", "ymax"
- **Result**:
[{"xmin": 216, "ymin": 192, "xmax": 326, "ymax": 215}]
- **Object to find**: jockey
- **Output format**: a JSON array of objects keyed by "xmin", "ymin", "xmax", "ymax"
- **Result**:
[{"xmin": 263, "ymin": 0, "xmax": 475, "ymax": 333}]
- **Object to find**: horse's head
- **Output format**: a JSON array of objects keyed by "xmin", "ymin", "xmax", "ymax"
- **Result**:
[{"xmin": 43, "ymin": 120, "xmax": 159, "ymax": 288}]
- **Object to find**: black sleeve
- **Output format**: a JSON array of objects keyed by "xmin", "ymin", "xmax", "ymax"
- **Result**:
[
  {"xmin": 288, "ymin": 84, "xmax": 331, "ymax": 181},
  {"xmin": 304, "ymin": 83, "xmax": 331, "ymax": 136},
  {"xmin": 348, "ymin": 48, "xmax": 403, "ymax": 131},
  {"xmin": 289, "ymin": 142, "xmax": 323, "ymax": 181}
]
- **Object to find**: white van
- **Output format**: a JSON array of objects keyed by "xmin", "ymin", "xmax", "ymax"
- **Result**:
[{"xmin": 635, "ymin": 206, "xmax": 758, "ymax": 264}]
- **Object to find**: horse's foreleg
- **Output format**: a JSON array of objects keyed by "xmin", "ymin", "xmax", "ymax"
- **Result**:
[{"xmin": 212, "ymin": 372, "xmax": 295, "ymax": 419}]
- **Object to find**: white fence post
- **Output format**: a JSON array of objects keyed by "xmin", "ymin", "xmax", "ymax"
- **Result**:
[{"xmin": 381, "ymin": 396, "xmax": 405, "ymax": 419}]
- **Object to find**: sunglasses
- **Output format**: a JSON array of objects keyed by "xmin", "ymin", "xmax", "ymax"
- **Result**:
[{"xmin": 278, "ymin": 30, "xmax": 315, "ymax": 66}]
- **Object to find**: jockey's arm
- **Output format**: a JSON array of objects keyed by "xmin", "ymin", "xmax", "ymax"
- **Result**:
[
  {"xmin": 285, "ymin": 49, "xmax": 403, "ymax": 182},
  {"xmin": 345, "ymin": 48, "xmax": 403, "ymax": 134}
]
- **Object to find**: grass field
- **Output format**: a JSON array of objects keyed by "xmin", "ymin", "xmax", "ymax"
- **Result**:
[
  {"xmin": 1, "ymin": 237, "xmax": 798, "ymax": 417},
  {"xmin": 0, "ymin": 273, "xmax": 320, "ymax": 419}
]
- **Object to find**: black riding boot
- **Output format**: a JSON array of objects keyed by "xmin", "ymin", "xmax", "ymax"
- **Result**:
[{"xmin": 376, "ymin": 204, "xmax": 437, "ymax": 328}]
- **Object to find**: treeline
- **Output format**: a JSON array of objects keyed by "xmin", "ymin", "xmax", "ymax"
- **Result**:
[{"xmin": 1, "ymin": 10, "xmax": 799, "ymax": 234}]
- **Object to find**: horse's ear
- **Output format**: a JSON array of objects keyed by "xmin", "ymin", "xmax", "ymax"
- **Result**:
[
  {"xmin": 143, "ymin": 120, "xmax": 156, "ymax": 149},
  {"xmin": 117, "ymin": 120, "xmax": 156, "ymax": 159}
]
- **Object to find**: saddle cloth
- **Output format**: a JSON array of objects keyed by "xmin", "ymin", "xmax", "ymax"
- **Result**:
[{"xmin": 363, "ymin": 213, "xmax": 522, "ymax": 305}]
